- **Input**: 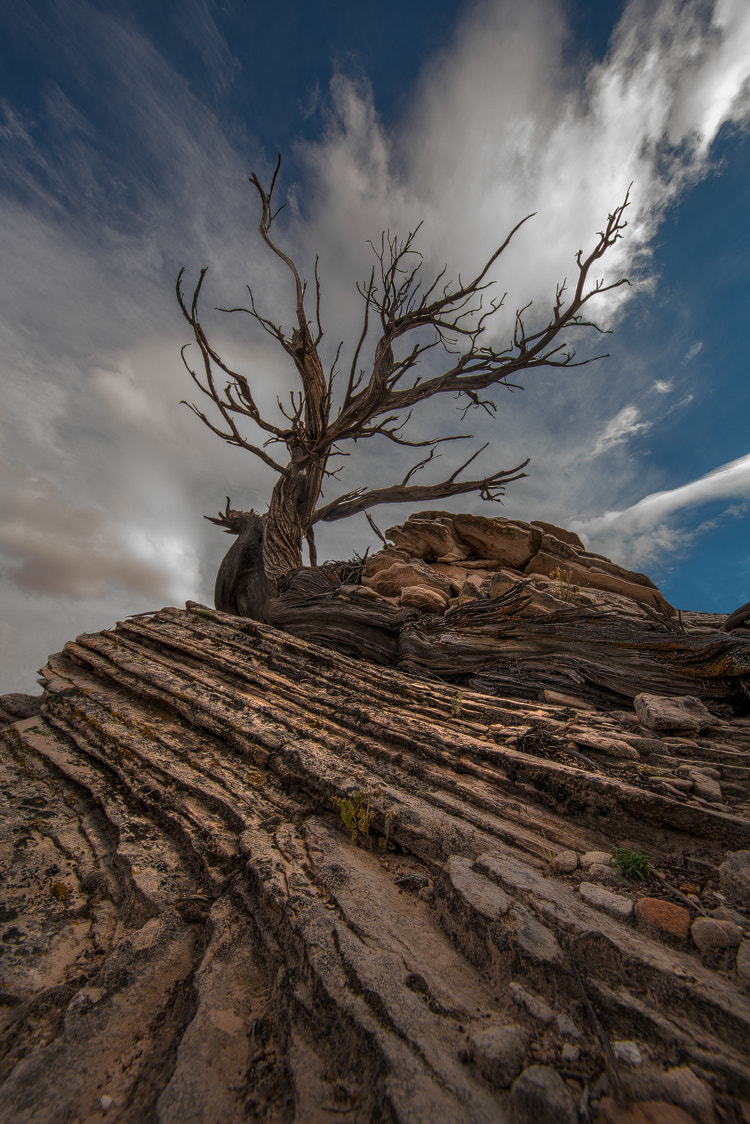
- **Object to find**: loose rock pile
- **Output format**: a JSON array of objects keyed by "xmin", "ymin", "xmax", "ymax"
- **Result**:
[{"xmin": 360, "ymin": 511, "xmax": 676, "ymax": 619}]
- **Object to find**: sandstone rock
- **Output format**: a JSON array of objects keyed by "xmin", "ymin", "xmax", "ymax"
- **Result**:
[
  {"xmin": 525, "ymin": 552, "xmax": 673, "ymax": 614},
  {"xmin": 553, "ymin": 849, "xmax": 578, "ymax": 873},
  {"xmin": 634, "ymin": 898, "xmax": 691, "ymax": 941},
  {"xmin": 508, "ymin": 1065, "xmax": 577, "ymax": 1124},
  {"xmin": 530, "ymin": 521, "xmax": 586, "ymax": 550},
  {"xmin": 719, "ymin": 850, "xmax": 750, "ymax": 908},
  {"xmin": 586, "ymin": 863, "xmax": 622, "ymax": 886},
  {"xmin": 579, "ymin": 881, "xmax": 634, "ymax": 920},
  {"xmin": 581, "ymin": 850, "xmax": 613, "ymax": 868},
  {"xmin": 634, "ymin": 695, "xmax": 716, "ymax": 734},
  {"xmin": 386, "ymin": 513, "xmax": 469, "ymax": 563},
  {"xmin": 469, "ymin": 1024, "xmax": 527, "ymax": 1087},
  {"xmin": 400, "ymin": 586, "xmax": 449, "ymax": 612},
  {"xmin": 709, "ymin": 905, "xmax": 747, "ymax": 927},
  {"xmin": 573, "ymin": 731, "xmax": 641, "ymax": 759},
  {"xmin": 691, "ymin": 917, "xmax": 742, "ymax": 954},
  {"xmin": 450, "ymin": 513, "xmax": 542, "ymax": 567}
]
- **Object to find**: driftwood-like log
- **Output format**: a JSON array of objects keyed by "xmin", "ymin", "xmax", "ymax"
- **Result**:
[{"xmin": 2, "ymin": 603, "xmax": 750, "ymax": 1121}]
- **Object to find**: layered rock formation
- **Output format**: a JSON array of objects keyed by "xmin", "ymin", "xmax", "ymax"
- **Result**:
[{"xmin": 2, "ymin": 579, "xmax": 750, "ymax": 1121}]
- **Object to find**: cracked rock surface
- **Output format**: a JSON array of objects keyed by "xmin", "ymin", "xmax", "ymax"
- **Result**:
[{"xmin": 1, "ymin": 600, "xmax": 750, "ymax": 1122}]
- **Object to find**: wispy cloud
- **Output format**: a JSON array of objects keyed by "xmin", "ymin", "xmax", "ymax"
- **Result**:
[
  {"xmin": 588, "ymin": 405, "xmax": 653, "ymax": 458},
  {"xmin": 572, "ymin": 452, "xmax": 750, "ymax": 568}
]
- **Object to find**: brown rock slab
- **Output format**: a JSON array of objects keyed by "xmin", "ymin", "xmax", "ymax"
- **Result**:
[
  {"xmin": 530, "ymin": 521, "xmax": 586, "ymax": 550},
  {"xmin": 450, "ymin": 513, "xmax": 542, "ymax": 567},
  {"xmin": 634, "ymin": 898, "xmax": 691, "ymax": 941},
  {"xmin": 634, "ymin": 695, "xmax": 717, "ymax": 734},
  {"xmin": 400, "ymin": 586, "xmax": 450, "ymax": 612}
]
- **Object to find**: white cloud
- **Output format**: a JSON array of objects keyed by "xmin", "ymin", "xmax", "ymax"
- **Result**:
[
  {"xmin": 652, "ymin": 379, "xmax": 674, "ymax": 393},
  {"xmin": 572, "ymin": 452, "xmax": 750, "ymax": 568},
  {"xmin": 588, "ymin": 405, "xmax": 652, "ymax": 458},
  {"xmin": 682, "ymin": 341, "xmax": 703, "ymax": 363}
]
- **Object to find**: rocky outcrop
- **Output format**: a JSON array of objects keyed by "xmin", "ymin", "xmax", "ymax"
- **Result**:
[
  {"xmin": 365, "ymin": 511, "xmax": 675, "ymax": 618},
  {"xmin": 2, "ymin": 601, "xmax": 750, "ymax": 1122}
]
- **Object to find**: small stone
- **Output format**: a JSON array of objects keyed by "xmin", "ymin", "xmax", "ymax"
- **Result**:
[
  {"xmin": 736, "ymin": 939, "xmax": 750, "ymax": 985},
  {"xmin": 508, "ymin": 1065, "xmax": 577, "ymax": 1124},
  {"xmin": 579, "ymin": 881, "xmax": 634, "ymax": 920},
  {"xmin": 587, "ymin": 863, "xmax": 621, "ymax": 885},
  {"xmin": 553, "ymin": 849, "xmax": 579, "ymax": 873},
  {"xmin": 634, "ymin": 694, "xmax": 716, "ymax": 733},
  {"xmin": 613, "ymin": 1040, "xmax": 643, "ymax": 1066},
  {"xmin": 470, "ymin": 1024, "xmax": 527, "ymax": 1088},
  {"xmin": 719, "ymin": 850, "xmax": 750, "ymax": 908},
  {"xmin": 581, "ymin": 850, "xmax": 613, "ymax": 868},
  {"xmin": 710, "ymin": 905, "xmax": 748, "ymax": 927},
  {"xmin": 100, "ymin": 1095, "xmax": 113, "ymax": 1111},
  {"xmin": 555, "ymin": 1013, "xmax": 582, "ymax": 1039},
  {"xmin": 509, "ymin": 981, "xmax": 555, "ymax": 1024},
  {"xmin": 691, "ymin": 916, "xmax": 742, "ymax": 953},
  {"xmin": 634, "ymin": 898, "xmax": 691, "ymax": 941},
  {"xmin": 560, "ymin": 1042, "xmax": 580, "ymax": 1064}
]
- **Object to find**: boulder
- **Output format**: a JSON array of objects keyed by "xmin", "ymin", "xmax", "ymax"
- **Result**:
[
  {"xmin": 385, "ymin": 512, "xmax": 469, "ymax": 563},
  {"xmin": 450, "ymin": 514, "xmax": 542, "ymax": 567},
  {"xmin": 634, "ymin": 695, "xmax": 717, "ymax": 734},
  {"xmin": 530, "ymin": 521, "xmax": 586, "ymax": 550},
  {"xmin": 400, "ymin": 586, "xmax": 449, "ymax": 613}
]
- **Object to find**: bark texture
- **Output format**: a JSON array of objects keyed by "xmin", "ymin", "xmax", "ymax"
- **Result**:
[{"xmin": 2, "ymin": 601, "xmax": 750, "ymax": 1122}]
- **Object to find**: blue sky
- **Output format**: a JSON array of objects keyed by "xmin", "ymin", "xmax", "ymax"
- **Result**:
[{"xmin": 1, "ymin": 0, "xmax": 749, "ymax": 691}]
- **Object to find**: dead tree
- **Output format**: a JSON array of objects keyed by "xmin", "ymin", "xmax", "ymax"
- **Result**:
[{"xmin": 177, "ymin": 158, "xmax": 630, "ymax": 610}]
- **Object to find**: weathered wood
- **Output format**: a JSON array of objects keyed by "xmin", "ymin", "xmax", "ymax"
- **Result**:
[{"xmin": 2, "ymin": 603, "xmax": 750, "ymax": 1121}]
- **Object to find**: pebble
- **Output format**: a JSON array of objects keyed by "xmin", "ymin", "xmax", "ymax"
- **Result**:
[
  {"xmin": 690, "ymin": 916, "xmax": 742, "ymax": 953},
  {"xmin": 508, "ymin": 1065, "xmax": 577, "ymax": 1124},
  {"xmin": 634, "ymin": 898, "xmax": 691, "ymax": 941},
  {"xmin": 710, "ymin": 905, "xmax": 747, "ymax": 927},
  {"xmin": 719, "ymin": 850, "xmax": 750, "ymax": 908},
  {"xmin": 560, "ymin": 1042, "xmax": 580, "ymax": 1064},
  {"xmin": 587, "ymin": 863, "xmax": 621, "ymax": 886},
  {"xmin": 100, "ymin": 1095, "xmax": 113, "ymax": 1112},
  {"xmin": 553, "ymin": 849, "xmax": 578, "ymax": 873},
  {"xmin": 613, "ymin": 1040, "xmax": 643, "ymax": 1066},
  {"xmin": 469, "ymin": 1024, "xmax": 527, "ymax": 1088},
  {"xmin": 581, "ymin": 850, "xmax": 612, "ymax": 868},
  {"xmin": 509, "ymin": 981, "xmax": 554, "ymax": 1025},
  {"xmin": 579, "ymin": 881, "xmax": 634, "ymax": 921}
]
